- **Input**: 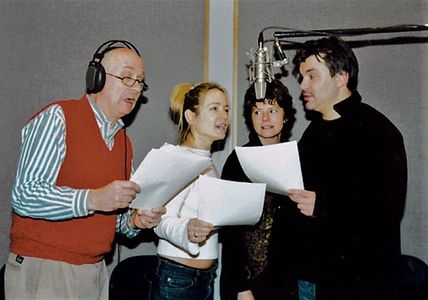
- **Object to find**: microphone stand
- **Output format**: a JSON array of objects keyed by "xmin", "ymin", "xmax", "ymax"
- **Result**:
[{"xmin": 271, "ymin": 24, "xmax": 428, "ymax": 50}]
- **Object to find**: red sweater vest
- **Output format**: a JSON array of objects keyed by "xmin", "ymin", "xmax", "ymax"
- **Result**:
[{"xmin": 10, "ymin": 96, "xmax": 133, "ymax": 264}]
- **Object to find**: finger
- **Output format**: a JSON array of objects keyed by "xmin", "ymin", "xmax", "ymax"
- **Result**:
[
  {"xmin": 289, "ymin": 189, "xmax": 312, "ymax": 198},
  {"xmin": 128, "ymin": 181, "xmax": 141, "ymax": 193},
  {"xmin": 123, "ymin": 195, "xmax": 135, "ymax": 205},
  {"xmin": 199, "ymin": 226, "xmax": 214, "ymax": 234},
  {"xmin": 297, "ymin": 205, "xmax": 307, "ymax": 215},
  {"xmin": 302, "ymin": 208, "xmax": 314, "ymax": 216},
  {"xmin": 118, "ymin": 182, "xmax": 141, "ymax": 196},
  {"xmin": 288, "ymin": 195, "xmax": 299, "ymax": 203},
  {"xmin": 188, "ymin": 218, "xmax": 200, "ymax": 228},
  {"xmin": 297, "ymin": 204, "xmax": 314, "ymax": 216},
  {"xmin": 300, "ymin": 210, "xmax": 310, "ymax": 216},
  {"xmin": 288, "ymin": 189, "xmax": 303, "ymax": 195},
  {"xmin": 137, "ymin": 209, "xmax": 154, "ymax": 217},
  {"xmin": 138, "ymin": 211, "xmax": 162, "ymax": 226},
  {"xmin": 298, "ymin": 201, "xmax": 314, "ymax": 208},
  {"xmin": 297, "ymin": 203, "xmax": 309, "ymax": 210},
  {"xmin": 188, "ymin": 230, "xmax": 197, "ymax": 241},
  {"xmin": 152, "ymin": 206, "xmax": 166, "ymax": 215},
  {"xmin": 190, "ymin": 230, "xmax": 206, "ymax": 242},
  {"xmin": 122, "ymin": 186, "xmax": 139, "ymax": 197},
  {"xmin": 289, "ymin": 195, "xmax": 305, "ymax": 204},
  {"xmin": 197, "ymin": 220, "xmax": 214, "ymax": 228},
  {"xmin": 115, "ymin": 196, "xmax": 133, "ymax": 209},
  {"xmin": 290, "ymin": 194, "xmax": 314, "ymax": 205},
  {"xmin": 138, "ymin": 217, "xmax": 155, "ymax": 229}
]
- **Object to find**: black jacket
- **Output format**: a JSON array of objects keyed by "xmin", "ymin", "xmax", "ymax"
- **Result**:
[{"xmin": 290, "ymin": 91, "xmax": 407, "ymax": 299}]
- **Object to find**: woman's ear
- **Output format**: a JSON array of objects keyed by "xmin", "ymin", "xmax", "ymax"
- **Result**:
[{"xmin": 184, "ymin": 109, "xmax": 195, "ymax": 126}]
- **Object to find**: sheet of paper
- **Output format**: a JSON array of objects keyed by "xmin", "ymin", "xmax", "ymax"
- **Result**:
[
  {"xmin": 235, "ymin": 141, "xmax": 304, "ymax": 195},
  {"xmin": 196, "ymin": 175, "xmax": 266, "ymax": 226},
  {"xmin": 130, "ymin": 143, "xmax": 211, "ymax": 209}
]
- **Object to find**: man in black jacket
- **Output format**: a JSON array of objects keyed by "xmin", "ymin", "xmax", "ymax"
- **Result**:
[{"xmin": 287, "ymin": 36, "xmax": 407, "ymax": 300}]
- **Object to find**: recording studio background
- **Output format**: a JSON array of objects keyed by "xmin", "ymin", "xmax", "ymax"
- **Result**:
[{"xmin": 0, "ymin": 0, "xmax": 427, "ymax": 283}]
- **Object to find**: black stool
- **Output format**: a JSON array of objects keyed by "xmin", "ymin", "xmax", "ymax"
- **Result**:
[{"xmin": 109, "ymin": 255, "xmax": 158, "ymax": 300}]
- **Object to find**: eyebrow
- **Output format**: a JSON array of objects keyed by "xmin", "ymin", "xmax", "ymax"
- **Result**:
[
  {"xmin": 253, "ymin": 104, "xmax": 279, "ymax": 109},
  {"xmin": 208, "ymin": 101, "xmax": 228, "ymax": 105},
  {"xmin": 303, "ymin": 68, "xmax": 317, "ymax": 74},
  {"xmin": 120, "ymin": 66, "xmax": 144, "ymax": 77}
]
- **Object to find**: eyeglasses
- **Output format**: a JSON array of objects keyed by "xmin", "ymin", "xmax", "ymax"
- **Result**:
[{"xmin": 106, "ymin": 73, "xmax": 149, "ymax": 91}]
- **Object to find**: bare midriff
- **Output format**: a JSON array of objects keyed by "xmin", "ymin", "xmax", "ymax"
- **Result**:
[{"xmin": 163, "ymin": 255, "xmax": 215, "ymax": 269}]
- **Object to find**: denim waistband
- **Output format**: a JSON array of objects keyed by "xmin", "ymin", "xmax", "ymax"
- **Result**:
[{"xmin": 158, "ymin": 256, "xmax": 217, "ymax": 277}]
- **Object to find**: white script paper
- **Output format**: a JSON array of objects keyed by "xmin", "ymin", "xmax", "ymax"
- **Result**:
[
  {"xmin": 235, "ymin": 141, "xmax": 304, "ymax": 195},
  {"xmin": 196, "ymin": 175, "xmax": 266, "ymax": 226},
  {"xmin": 130, "ymin": 143, "xmax": 211, "ymax": 209}
]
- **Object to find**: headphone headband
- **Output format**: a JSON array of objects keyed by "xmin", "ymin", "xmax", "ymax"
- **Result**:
[{"xmin": 92, "ymin": 40, "xmax": 141, "ymax": 61}]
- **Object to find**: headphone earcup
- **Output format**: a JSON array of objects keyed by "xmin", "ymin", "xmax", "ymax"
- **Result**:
[{"xmin": 86, "ymin": 61, "xmax": 106, "ymax": 93}]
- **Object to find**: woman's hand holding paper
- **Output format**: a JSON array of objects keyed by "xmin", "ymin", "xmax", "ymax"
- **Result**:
[{"xmin": 187, "ymin": 218, "xmax": 214, "ymax": 243}]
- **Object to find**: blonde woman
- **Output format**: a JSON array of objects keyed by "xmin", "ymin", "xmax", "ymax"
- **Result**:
[{"xmin": 150, "ymin": 82, "xmax": 229, "ymax": 300}]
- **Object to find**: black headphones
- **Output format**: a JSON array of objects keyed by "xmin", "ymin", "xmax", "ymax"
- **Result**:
[{"xmin": 85, "ymin": 40, "xmax": 141, "ymax": 94}]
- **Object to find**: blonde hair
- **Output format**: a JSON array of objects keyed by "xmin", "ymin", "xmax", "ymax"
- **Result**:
[{"xmin": 169, "ymin": 82, "xmax": 226, "ymax": 144}]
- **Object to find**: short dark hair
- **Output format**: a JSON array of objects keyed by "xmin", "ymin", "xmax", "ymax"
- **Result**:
[
  {"xmin": 292, "ymin": 36, "xmax": 359, "ymax": 91},
  {"xmin": 243, "ymin": 79, "xmax": 296, "ymax": 142}
]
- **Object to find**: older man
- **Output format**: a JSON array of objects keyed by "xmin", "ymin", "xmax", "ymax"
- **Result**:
[{"xmin": 6, "ymin": 40, "xmax": 165, "ymax": 299}]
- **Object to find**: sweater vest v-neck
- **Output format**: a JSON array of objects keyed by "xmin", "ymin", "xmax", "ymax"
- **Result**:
[{"xmin": 10, "ymin": 97, "xmax": 133, "ymax": 264}]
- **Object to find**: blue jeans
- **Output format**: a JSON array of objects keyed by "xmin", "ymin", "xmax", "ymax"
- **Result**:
[
  {"xmin": 150, "ymin": 256, "xmax": 217, "ymax": 300},
  {"xmin": 298, "ymin": 280, "xmax": 316, "ymax": 300}
]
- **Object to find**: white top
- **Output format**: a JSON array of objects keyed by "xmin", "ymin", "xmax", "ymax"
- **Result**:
[{"xmin": 155, "ymin": 145, "xmax": 219, "ymax": 259}]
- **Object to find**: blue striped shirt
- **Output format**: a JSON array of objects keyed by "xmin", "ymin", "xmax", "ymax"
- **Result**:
[{"xmin": 11, "ymin": 96, "xmax": 139, "ymax": 237}]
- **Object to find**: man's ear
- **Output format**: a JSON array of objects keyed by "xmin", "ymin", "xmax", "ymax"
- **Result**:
[
  {"xmin": 335, "ymin": 71, "xmax": 349, "ymax": 88},
  {"xmin": 184, "ymin": 109, "xmax": 195, "ymax": 125}
]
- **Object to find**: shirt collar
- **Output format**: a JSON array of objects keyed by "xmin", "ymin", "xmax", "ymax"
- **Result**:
[
  {"xmin": 310, "ymin": 91, "xmax": 363, "ymax": 123},
  {"xmin": 86, "ymin": 95, "xmax": 124, "ymax": 148},
  {"xmin": 332, "ymin": 91, "xmax": 362, "ymax": 118}
]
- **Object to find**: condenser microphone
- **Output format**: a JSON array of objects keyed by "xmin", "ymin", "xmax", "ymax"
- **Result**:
[{"xmin": 253, "ymin": 32, "xmax": 272, "ymax": 99}]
